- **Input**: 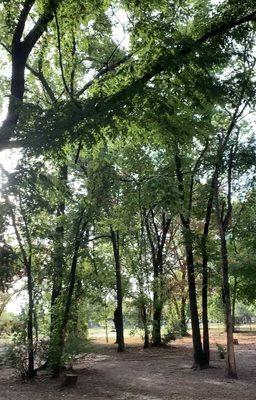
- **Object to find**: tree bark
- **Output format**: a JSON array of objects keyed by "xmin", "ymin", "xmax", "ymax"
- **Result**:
[
  {"xmin": 144, "ymin": 210, "xmax": 171, "ymax": 347},
  {"xmin": 219, "ymin": 224, "xmax": 237, "ymax": 378},
  {"xmin": 152, "ymin": 285, "xmax": 162, "ymax": 346},
  {"xmin": 201, "ymin": 239, "xmax": 209, "ymax": 364},
  {"xmin": 201, "ymin": 182, "xmax": 215, "ymax": 365},
  {"xmin": 174, "ymin": 151, "xmax": 207, "ymax": 368},
  {"xmin": 51, "ymin": 165, "xmax": 67, "ymax": 311},
  {"xmin": 0, "ymin": 0, "xmax": 63, "ymax": 149},
  {"xmin": 51, "ymin": 209, "xmax": 88, "ymax": 377},
  {"xmin": 180, "ymin": 293, "xmax": 188, "ymax": 336},
  {"xmin": 110, "ymin": 228, "xmax": 125, "ymax": 352},
  {"xmin": 214, "ymin": 177, "xmax": 237, "ymax": 379},
  {"xmin": 140, "ymin": 302, "xmax": 150, "ymax": 349},
  {"xmin": 104, "ymin": 301, "xmax": 109, "ymax": 344},
  {"xmin": 184, "ymin": 233, "xmax": 207, "ymax": 368},
  {"xmin": 26, "ymin": 254, "xmax": 36, "ymax": 378},
  {"xmin": 48, "ymin": 165, "xmax": 67, "ymax": 372},
  {"xmin": 232, "ymin": 277, "xmax": 238, "ymax": 333}
]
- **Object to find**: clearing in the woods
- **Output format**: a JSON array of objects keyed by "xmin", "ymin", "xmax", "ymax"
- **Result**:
[{"xmin": 0, "ymin": 328, "xmax": 255, "ymax": 400}]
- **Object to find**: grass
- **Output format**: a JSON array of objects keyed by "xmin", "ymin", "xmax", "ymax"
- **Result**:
[{"xmin": 88, "ymin": 323, "xmax": 256, "ymax": 345}]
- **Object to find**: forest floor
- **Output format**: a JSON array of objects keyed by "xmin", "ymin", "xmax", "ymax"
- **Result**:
[{"xmin": 0, "ymin": 328, "xmax": 256, "ymax": 400}]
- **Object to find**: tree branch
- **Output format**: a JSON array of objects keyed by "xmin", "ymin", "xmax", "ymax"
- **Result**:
[{"xmin": 13, "ymin": 0, "xmax": 35, "ymax": 45}]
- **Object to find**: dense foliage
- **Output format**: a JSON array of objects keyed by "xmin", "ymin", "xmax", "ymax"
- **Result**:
[{"xmin": 0, "ymin": 0, "xmax": 255, "ymax": 381}]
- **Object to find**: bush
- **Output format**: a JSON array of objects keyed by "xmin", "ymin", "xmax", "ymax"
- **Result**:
[
  {"xmin": 63, "ymin": 335, "xmax": 90, "ymax": 368},
  {"xmin": 4, "ymin": 344, "xmax": 28, "ymax": 377},
  {"xmin": 216, "ymin": 343, "xmax": 226, "ymax": 359},
  {"xmin": 162, "ymin": 331, "xmax": 176, "ymax": 345}
]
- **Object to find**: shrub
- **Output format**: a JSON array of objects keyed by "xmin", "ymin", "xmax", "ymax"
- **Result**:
[
  {"xmin": 63, "ymin": 335, "xmax": 90, "ymax": 368},
  {"xmin": 216, "ymin": 343, "xmax": 226, "ymax": 359}
]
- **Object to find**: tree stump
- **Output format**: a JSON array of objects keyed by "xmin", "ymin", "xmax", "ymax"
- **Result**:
[{"xmin": 61, "ymin": 373, "xmax": 78, "ymax": 388}]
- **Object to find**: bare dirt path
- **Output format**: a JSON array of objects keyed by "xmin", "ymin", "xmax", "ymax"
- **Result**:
[{"xmin": 0, "ymin": 331, "xmax": 255, "ymax": 400}]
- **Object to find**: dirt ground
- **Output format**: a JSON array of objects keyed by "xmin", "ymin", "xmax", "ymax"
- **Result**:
[{"xmin": 0, "ymin": 330, "xmax": 256, "ymax": 400}]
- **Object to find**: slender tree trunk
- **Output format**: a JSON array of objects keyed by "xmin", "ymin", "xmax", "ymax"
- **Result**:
[
  {"xmin": 51, "ymin": 240, "xmax": 80, "ymax": 377},
  {"xmin": 184, "ymin": 236, "xmax": 207, "ymax": 368},
  {"xmin": 200, "ymin": 102, "xmax": 241, "ymax": 365},
  {"xmin": 51, "ymin": 210, "xmax": 87, "ymax": 377},
  {"xmin": 144, "ymin": 211, "xmax": 170, "ymax": 347},
  {"xmin": 232, "ymin": 277, "xmax": 238, "ymax": 333},
  {"xmin": 140, "ymin": 302, "xmax": 150, "ymax": 349},
  {"xmin": 152, "ymin": 255, "xmax": 162, "ymax": 346},
  {"xmin": 51, "ymin": 164, "xmax": 67, "ymax": 315},
  {"xmin": 219, "ymin": 229, "xmax": 237, "ymax": 378},
  {"xmin": 26, "ymin": 255, "xmax": 36, "ymax": 378},
  {"xmin": 53, "ymin": 234, "xmax": 80, "ymax": 378},
  {"xmin": 51, "ymin": 166, "xmax": 67, "ymax": 310},
  {"xmin": 110, "ymin": 228, "xmax": 125, "ymax": 352},
  {"xmin": 173, "ymin": 297, "xmax": 181, "ymax": 320},
  {"xmin": 201, "ymin": 171, "xmax": 216, "ymax": 365},
  {"xmin": 48, "ymin": 165, "xmax": 67, "ymax": 372},
  {"xmin": 105, "ymin": 319, "xmax": 109, "ymax": 344},
  {"xmin": 215, "ymin": 179, "xmax": 237, "ymax": 379},
  {"xmin": 180, "ymin": 295, "xmax": 188, "ymax": 336},
  {"xmin": 34, "ymin": 300, "xmax": 39, "ymax": 355},
  {"xmin": 152, "ymin": 283, "xmax": 162, "ymax": 346},
  {"xmin": 201, "ymin": 235, "xmax": 210, "ymax": 365},
  {"xmin": 174, "ymin": 150, "xmax": 207, "ymax": 368},
  {"xmin": 104, "ymin": 301, "xmax": 109, "ymax": 344}
]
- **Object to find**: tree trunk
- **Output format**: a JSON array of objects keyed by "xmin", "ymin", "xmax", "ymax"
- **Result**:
[
  {"xmin": 26, "ymin": 255, "xmax": 36, "ymax": 378},
  {"xmin": 51, "ymin": 165, "xmax": 68, "ymax": 310},
  {"xmin": 214, "ymin": 178, "xmax": 237, "ymax": 379},
  {"xmin": 110, "ymin": 228, "xmax": 125, "ymax": 352},
  {"xmin": 144, "ymin": 211, "xmax": 170, "ymax": 347},
  {"xmin": 201, "ymin": 171, "xmax": 216, "ymax": 365},
  {"xmin": 219, "ymin": 231, "xmax": 237, "ymax": 378},
  {"xmin": 232, "ymin": 277, "xmax": 238, "ymax": 333},
  {"xmin": 52, "ymin": 210, "xmax": 87, "ymax": 377},
  {"xmin": 185, "ymin": 236, "xmax": 207, "ymax": 368},
  {"xmin": 48, "ymin": 165, "xmax": 67, "ymax": 373},
  {"xmin": 140, "ymin": 302, "xmax": 150, "ymax": 349},
  {"xmin": 0, "ymin": 0, "xmax": 63, "ymax": 149},
  {"xmin": 152, "ymin": 286, "xmax": 162, "ymax": 346},
  {"xmin": 113, "ymin": 307, "xmax": 125, "ymax": 352},
  {"xmin": 214, "ymin": 142, "xmax": 238, "ymax": 378},
  {"xmin": 201, "ymin": 235, "xmax": 210, "ymax": 365},
  {"xmin": 51, "ymin": 166, "xmax": 67, "ymax": 310},
  {"xmin": 6, "ymin": 48, "xmax": 27, "ymax": 127},
  {"xmin": 104, "ymin": 302, "xmax": 109, "ymax": 344},
  {"xmin": 51, "ymin": 242, "xmax": 80, "ymax": 377},
  {"xmin": 152, "ymin": 257, "xmax": 161, "ymax": 346},
  {"xmin": 174, "ymin": 150, "xmax": 206, "ymax": 368},
  {"xmin": 180, "ymin": 294, "xmax": 188, "ymax": 336}
]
